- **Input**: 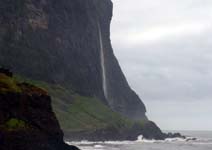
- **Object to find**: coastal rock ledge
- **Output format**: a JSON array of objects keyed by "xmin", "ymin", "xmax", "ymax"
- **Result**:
[{"xmin": 0, "ymin": 69, "xmax": 79, "ymax": 150}]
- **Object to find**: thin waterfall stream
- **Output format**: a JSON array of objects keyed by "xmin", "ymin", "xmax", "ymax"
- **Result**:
[{"xmin": 98, "ymin": 23, "xmax": 108, "ymax": 99}]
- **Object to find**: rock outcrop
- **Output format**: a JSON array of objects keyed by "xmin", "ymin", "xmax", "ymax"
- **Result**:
[{"xmin": 0, "ymin": 71, "xmax": 79, "ymax": 150}]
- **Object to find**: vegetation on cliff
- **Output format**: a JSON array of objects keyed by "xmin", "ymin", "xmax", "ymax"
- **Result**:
[
  {"xmin": 0, "ymin": 73, "xmax": 21, "ymax": 93},
  {"xmin": 4, "ymin": 118, "xmax": 27, "ymax": 131},
  {"xmin": 15, "ymin": 74, "xmax": 166, "ymax": 140},
  {"xmin": 15, "ymin": 75, "xmax": 133, "ymax": 131}
]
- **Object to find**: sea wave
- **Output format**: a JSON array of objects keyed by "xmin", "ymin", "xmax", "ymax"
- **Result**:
[
  {"xmin": 136, "ymin": 135, "xmax": 199, "ymax": 143},
  {"xmin": 136, "ymin": 135, "xmax": 159, "ymax": 143},
  {"xmin": 66, "ymin": 134, "xmax": 212, "ymax": 147},
  {"xmin": 66, "ymin": 140, "xmax": 134, "ymax": 145}
]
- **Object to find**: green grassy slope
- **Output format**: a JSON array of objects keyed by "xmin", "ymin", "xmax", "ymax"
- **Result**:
[
  {"xmin": 15, "ymin": 75, "xmax": 135, "ymax": 133},
  {"xmin": 12, "ymin": 74, "xmax": 166, "ymax": 140},
  {"xmin": 55, "ymin": 95, "xmax": 133, "ymax": 132}
]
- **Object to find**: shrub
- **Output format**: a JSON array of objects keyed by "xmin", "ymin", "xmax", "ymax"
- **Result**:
[
  {"xmin": 5, "ymin": 118, "xmax": 27, "ymax": 130},
  {"xmin": 0, "ymin": 73, "xmax": 21, "ymax": 93}
]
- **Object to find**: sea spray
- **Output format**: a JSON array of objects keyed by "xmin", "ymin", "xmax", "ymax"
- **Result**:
[{"xmin": 98, "ymin": 23, "xmax": 108, "ymax": 99}]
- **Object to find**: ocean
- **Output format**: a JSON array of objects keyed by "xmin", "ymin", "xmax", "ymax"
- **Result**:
[{"xmin": 66, "ymin": 131, "xmax": 212, "ymax": 150}]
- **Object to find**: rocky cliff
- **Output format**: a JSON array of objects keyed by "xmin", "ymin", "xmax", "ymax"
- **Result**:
[
  {"xmin": 0, "ymin": 0, "xmax": 147, "ymax": 120},
  {"xmin": 0, "ymin": 70, "xmax": 79, "ymax": 150},
  {"xmin": 0, "ymin": 0, "xmax": 171, "ymax": 141}
]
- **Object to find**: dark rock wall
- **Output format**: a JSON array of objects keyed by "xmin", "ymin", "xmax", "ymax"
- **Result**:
[{"xmin": 0, "ymin": 0, "xmax": 147, "ymax": 120}]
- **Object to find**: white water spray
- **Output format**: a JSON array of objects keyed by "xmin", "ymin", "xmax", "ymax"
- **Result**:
[{"xmin": 98, "ymin": 23, "xmax": 108, "ymax": 99}]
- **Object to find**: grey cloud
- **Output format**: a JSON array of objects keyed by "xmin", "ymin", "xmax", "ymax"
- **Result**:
[
  {"xmin": 113, "ymin": 34, "xmax": 212, "ymax": 101},
  {"xmin": 111, "ymin": 0, "xmax": 212, "ymax": 130}
]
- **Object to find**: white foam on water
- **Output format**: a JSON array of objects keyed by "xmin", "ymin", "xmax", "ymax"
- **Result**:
[
  {"xmin": 66, "ymin": 140, "xmax": 99, "ymax": 145},
  {"xmin": 164, "ymin": 136, "xmax": 202, "ymax": 143},
  {"xmin": 66, "ymin": 140, "xmax": 134, "ymax": 146},
  {"xmin": 137, "ymin": 135, "xmax": 143, "ymax": 141},
  {"xmin": 135, "ymin": 134, "xmax": 202, "ymax": 144},
  {"xmin": 104, "ymin": 140, "xmax": 134, "ymax": 145},
  {"xmin": 94, "ymin": 144, "xmax": 104, "ymax": 148},
  {"xmin": 165, "ymin": 137, "xmax": 187, "ymax": 142},
  {"xmin": 136, "ymin": 135, "xmax": 160, "ymax": 143}
]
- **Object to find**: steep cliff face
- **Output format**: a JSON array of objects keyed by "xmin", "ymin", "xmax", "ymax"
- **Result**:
[
  {"xmin": 0, "ymin": 71, "xmax": 79, "ymax": 150},
  {"xmin": 0, "ymin": 0, "xmax": 147, "ymax": 120},
  {"xmin": 96, "ymin": 0, "xmax": 147, "ymax": 120}
]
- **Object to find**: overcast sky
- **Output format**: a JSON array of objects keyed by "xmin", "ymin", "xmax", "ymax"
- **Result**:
[{"xmin": 111, "ymin": 0, "xmax": 212, "ymax": 131}]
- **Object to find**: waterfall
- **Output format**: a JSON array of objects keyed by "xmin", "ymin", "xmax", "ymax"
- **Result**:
[{"xmin": 98, "ymin": 23, "xmax": 108, "ymax": 99}]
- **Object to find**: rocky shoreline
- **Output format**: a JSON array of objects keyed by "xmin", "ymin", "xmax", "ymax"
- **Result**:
[{"xmin": 64, "ymin": 121, "xmax": 185, "ymax": 141}]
